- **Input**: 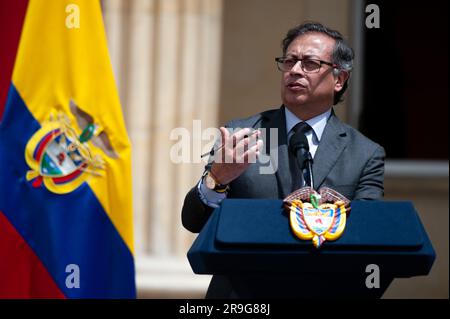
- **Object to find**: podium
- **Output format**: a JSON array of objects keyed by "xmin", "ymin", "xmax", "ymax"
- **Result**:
[{"xmin": 187, "ymin": 200, "xmax": 436, "ymax": 298}]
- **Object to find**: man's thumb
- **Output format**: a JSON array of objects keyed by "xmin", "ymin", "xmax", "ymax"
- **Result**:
[{"xmin": 219, "ymin": 126, "xmax": 229, "ymax": 145}]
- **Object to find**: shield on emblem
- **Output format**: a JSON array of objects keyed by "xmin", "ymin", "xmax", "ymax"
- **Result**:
[
  {"xmin": 302, "ymin": 206, "xmax": 335, "ymax": 236},
  {"xmin": 36, "ymin": 130, "xmax": 86, "ymax": 178}
]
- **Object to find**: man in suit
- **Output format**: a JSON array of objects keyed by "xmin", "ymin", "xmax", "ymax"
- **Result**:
[{"xmin": 182, "ymin": 22, "xmax": 385, "ymax": 298}]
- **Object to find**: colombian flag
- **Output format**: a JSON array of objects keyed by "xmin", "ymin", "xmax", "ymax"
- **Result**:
[{"xmin": 0, "ymin": 0, "xmax": 135, "ymax": 298}]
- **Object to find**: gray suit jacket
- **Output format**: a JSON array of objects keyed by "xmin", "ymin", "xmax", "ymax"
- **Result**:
[{"xmin": 181, "ymin": 105, "xmax": 385, "ymax": 297}]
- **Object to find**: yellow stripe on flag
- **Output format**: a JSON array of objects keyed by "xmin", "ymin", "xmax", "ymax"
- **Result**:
[{"xmin": 12, "ymin": 0, "xmax": 134, "ymax": 254}]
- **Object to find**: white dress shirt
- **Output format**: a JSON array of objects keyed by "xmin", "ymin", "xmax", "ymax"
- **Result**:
[{"xmin": 284, "ymin": 107, "xmax": 331, "ymax": 159}]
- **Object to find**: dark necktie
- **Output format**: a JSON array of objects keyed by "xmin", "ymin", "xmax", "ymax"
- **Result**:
[{"xmin": 289, "ymin": 122, "xmax": 312, "ymax": 191}]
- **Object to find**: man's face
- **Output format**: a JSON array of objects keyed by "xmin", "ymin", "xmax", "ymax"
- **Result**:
[{"xmin": 280, "ymin": 32, "xmax": 346, "ymax": 118}]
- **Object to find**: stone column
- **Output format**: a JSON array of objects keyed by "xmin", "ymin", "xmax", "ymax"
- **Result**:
[
  {"xmin": 173, "ymin": 0, "xmax": 223, "ymax": 256},
  {"xmin": 102, "ymin": 0, "xmax": 222, "ymax": 290}
]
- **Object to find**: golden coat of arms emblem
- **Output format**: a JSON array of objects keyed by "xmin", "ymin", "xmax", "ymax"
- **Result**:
[{"xmin": 284, "ymin": 187, "xmax": 351, "ymax": 248}]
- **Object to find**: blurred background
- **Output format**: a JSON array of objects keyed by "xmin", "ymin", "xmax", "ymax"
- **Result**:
[{"xmin": 98, "ymin": 0, "xmax": 448, "ymax": 298}]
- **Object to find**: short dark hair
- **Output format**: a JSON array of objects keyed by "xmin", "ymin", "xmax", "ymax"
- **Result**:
[{"xmin": 282, "ymin": 22, "xmax": 354, "ymax": 105}]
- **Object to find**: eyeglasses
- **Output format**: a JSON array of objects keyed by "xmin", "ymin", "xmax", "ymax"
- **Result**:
[{"xmin": 275, "ymin": 57, "xmax": 336, "ymax": 73}]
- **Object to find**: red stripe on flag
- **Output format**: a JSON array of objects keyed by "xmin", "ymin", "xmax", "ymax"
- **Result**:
[
  {"xmin": 0, "ymin": 0, "xmax": 29, "ymax": 120},
  {"xmin": 0, "ymin": 211, "xmax": 66, "ymax": 299}
]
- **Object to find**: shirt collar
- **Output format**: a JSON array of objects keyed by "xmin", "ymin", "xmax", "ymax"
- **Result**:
[{"xmin": 284, "ymin": 107, "xmax": 331, "ymax": 142}]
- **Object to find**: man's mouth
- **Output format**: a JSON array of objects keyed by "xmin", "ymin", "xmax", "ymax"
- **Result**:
[{"xmin": 287, "ymin": 82, "xmax": 307, "ymax": 90}]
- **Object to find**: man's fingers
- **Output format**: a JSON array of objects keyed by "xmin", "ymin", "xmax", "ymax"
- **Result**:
[
  {"xmin": 231, "ymin": 128, "xmax": 256, "ymax": 146},
  {"xmin": 214, "ymin": 127, "xmax": 230, "ymax": 162},
  {"xmin": 235, "ymin": 131, "xmax": 260, "ymax": 156},
  {"xmin": 237, "ymin": 137, "xmax": 263, "ymax": 164},
  {"xmin": 219, "ymin": 127, "xmax": 230, "ymax": 146},
  {"xmin": 242, "ymin": 139, "xmax": 263, "ymax": 163},
  {"xmin": 215, "ymin": 127, "xmax": 261, "ymax": 164}
]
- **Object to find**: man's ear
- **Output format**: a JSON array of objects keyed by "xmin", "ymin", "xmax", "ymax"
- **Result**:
[{"xmin": 334, "ymin": 70, "xmax": 349, "ymax": 92}]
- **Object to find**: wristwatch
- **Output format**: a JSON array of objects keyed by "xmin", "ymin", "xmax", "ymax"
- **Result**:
[{"xmin": 202, "ymin": 169, "xmax": 229, "ymax": 193}]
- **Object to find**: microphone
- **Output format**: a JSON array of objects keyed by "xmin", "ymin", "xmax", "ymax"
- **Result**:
[{"xmin": 289, "ymin": 133, "xmax": 314, "ymax": 189}]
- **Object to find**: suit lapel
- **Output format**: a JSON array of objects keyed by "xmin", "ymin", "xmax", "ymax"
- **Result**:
[
  {"xmin": 312, "ymin": 112, "xmax": 348, "ymax": 189},
  {"xmin": 261, "ymin": 106, "xmax": 291, "ymax": 198},
  {"xmin": 259, "ymin": 107, "xmax": 349, "ymax": 196}
]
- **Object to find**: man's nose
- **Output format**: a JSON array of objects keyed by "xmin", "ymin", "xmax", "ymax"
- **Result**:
[{"xmin": 289, "ymin": 60, "xmax": 304, "ymax": 75}]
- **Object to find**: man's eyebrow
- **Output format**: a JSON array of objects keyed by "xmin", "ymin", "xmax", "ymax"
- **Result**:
[
  {"xmin": 302, "ymin": 54, "xmax": 322, "ymax": 59},
  {"xmin": 285, "ymin": 53, "xmax": 322, "ymax": 59}
]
